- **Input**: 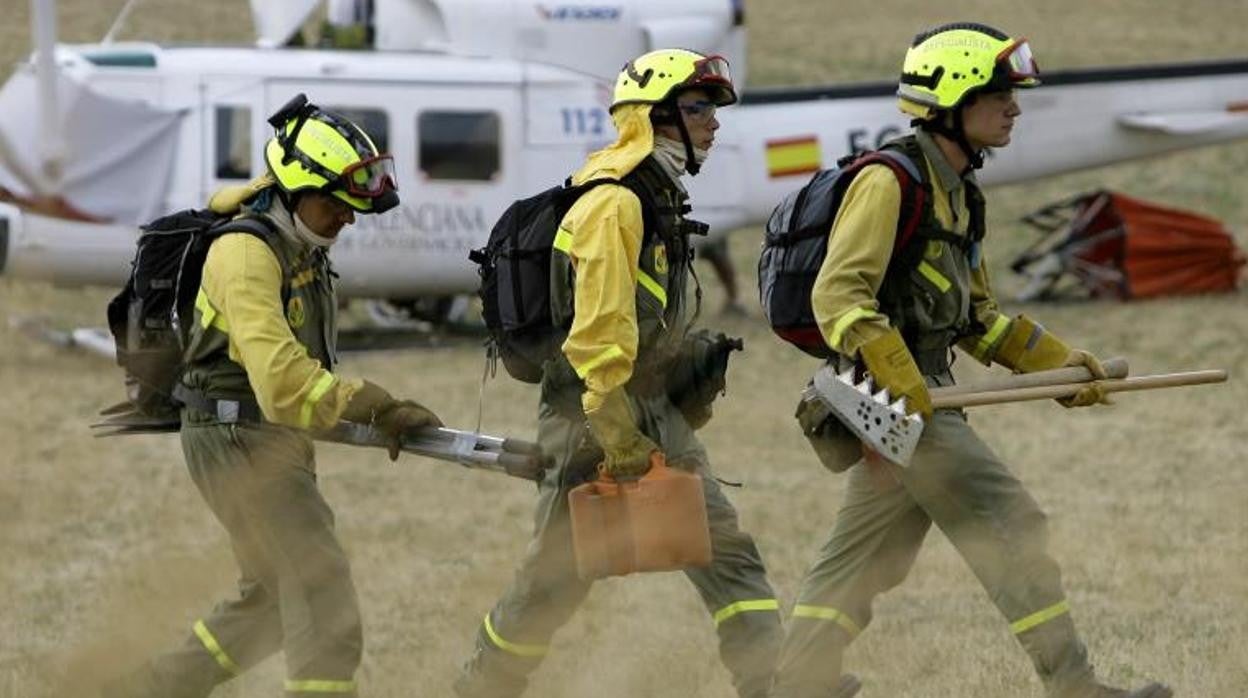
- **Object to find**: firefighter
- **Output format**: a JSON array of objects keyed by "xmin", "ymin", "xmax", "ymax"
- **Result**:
[
  {"xmin": 769, "ymin": 24, "xmax": 1173, "ymax": 698},
  {"xmin": 101, "ymin": 96, "xmax": 442, "ymax": 698},
  {"xmin": 452, "ymin": 49, "xmax": 783, "ymax": 698}
]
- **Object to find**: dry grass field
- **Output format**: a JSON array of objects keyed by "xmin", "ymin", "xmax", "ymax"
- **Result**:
[{"xmin": 1, "ymin": 1, "xmax": 1247, "ymax": 696}]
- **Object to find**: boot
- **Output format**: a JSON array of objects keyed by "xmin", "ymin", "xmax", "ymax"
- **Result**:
[
  {"xmin": 98, "ymin": 657, "xmax": 224, "ymax": 698},
  {"xmin": 1059, "ymin": 680, "xmax": 1173, "ymax": 698},
  {"xmin": 451, "ymin": 660, "xmax": 527, "ymax": 698},
  {"xmin": 99, "ymin": 671, "xmax": 156, "ymax": 698},
  {"xmin": 98, "ymin": 667, "xmax": 167, "ymax": 698},
  {"xmin": 832, "ymin": 673, "xmax": 862, "ymax": 698}
]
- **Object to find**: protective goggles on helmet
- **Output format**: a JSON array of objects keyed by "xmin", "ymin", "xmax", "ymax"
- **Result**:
[
  {"xmin": 691, "ymin": 55, "xmax": 732, "ymax": 86},
  {"xmin": 338, "ymin": 155, "xmax": 397, "ymax": 198},
  {"xmin": 688, "ymin": 55, "xmax": 736, "ymax": 103},
  {"xmin": 997, "ymin": 39, "xmax": 1039, "ymax": 82}
]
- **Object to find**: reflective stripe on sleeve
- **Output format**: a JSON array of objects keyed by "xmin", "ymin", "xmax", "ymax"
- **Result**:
[
  {"xmin": 573, "ymin": 345, "xmax": 627, "ymax": 379},
  {"xmin": 1009, "ymin": 599, "xmax": 1071, "ymax": 635},
  {"xmin": 712, "ymin": 599, "xmax": 780, "ymax": 627},
  {"xmin": 283, "ymin": 679, "xmax": 357, "ymax": 693},
  {"xmin": 637, "ymin": 270, "xmax": 667, "ymax": 308},
  {"xmin": 973, "ymin": 314, "xmax": 1011, "ymax": 361},
  {"xmin": 299, "ymin": 373, "xmax": 337, "ymax": 429},
  {"xmin": 193, "ymin": 619, "xmax": 241, "ymax": 675},
  {"xmin": 791, "ymin": 604, "xmax": 862, "ymax": 637},
  {"xmin": 829, "ymin": 307, "xmax": 878, "ymax": 351},
  {"xmin": 553, "ymin": 226, "xmax": 574, "ymax": 253},
  {"xmin": 917, "ymin": 261, "xmax": 952, "ymax": 293},
  {"xmin": 196, "ymin": 288, "xmax": 228, "ymax": 333},
  {"xmin": 483, "ymin": 613, "xmax": 548, "ymax": 657}
]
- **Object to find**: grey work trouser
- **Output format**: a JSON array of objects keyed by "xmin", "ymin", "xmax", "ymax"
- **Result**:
[
  {"xmin": 134, "ymin": 417, "xmax": 363, "ymax": 698},
  {"xmin": 771, "ymin": 409, "xmax": 1093, "ymax": 698},
  {"xmin": 455, "ymin": 392, "xmax": 783, "ymax": 698}
]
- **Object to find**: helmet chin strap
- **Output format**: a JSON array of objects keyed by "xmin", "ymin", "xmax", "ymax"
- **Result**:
[
  {"xmin": 919, "ymin": 106, "xmax": 985, "ymax": 171},
  {"xmin": 674, "ymin": 113, "xmax": 701, "ymax": 176}
]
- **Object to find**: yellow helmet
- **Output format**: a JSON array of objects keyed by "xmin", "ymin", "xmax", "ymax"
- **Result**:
[
  {"xmin": 611, "ymin": 48, "xmax": 738, "ymax": 112},
  {"xmin": 896, "ymin": 22, "xmax": 1040, "ymax": 119},
  {"xmin": 264, "ymin": 94, "xmax": 398, "ymax": 214}
]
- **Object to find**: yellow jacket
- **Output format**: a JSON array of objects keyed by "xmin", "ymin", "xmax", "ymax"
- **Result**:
[
  {"xmin": 196, "ymin": 179, "xmax": 364, "ymax": 430},
  {"xmin": 811, "ymin": 132, "xmax": 1009, "ymax": 362},
  {"xmin": 559, "ymin": 103, "xmax": 659, "ymax": 413}
]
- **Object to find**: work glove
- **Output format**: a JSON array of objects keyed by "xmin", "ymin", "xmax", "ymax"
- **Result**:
[
  {"xmin": 994, "ymin": 314, "xmax": 1071, "ymax": 373},
  {"xmin": 1057, "ymin": 349, "xmax": 1112, "ymax": 408},
  {"xmin": 584, "ymin": 388, "xmax": 660, "ymax": 478},
  {"xmin": 858, "ymin": 328, "xmax": 933, "ymax": 419},
  {"xmin": 666, "ymin": 330, "xmax": 744, "ymax": 431},
  {"xmin": 994, "ymin": 315, "xmax": 1110, "ymax": 409},
  {"xmin": 342, "ymin": 380, "xmax": 444, "ymax": 460}
]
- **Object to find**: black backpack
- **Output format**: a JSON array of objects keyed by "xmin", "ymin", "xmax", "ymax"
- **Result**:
[
  {"xmin": 104, "ymin": 209, "xmax": 278, "ymax": 423},
  {"xmin": 470, "ymin": 177, "xmax": 655, "ymax": 383},
  {"xmin": 758, "ymin": 146, "xmax": 929, "ymax": 358}
]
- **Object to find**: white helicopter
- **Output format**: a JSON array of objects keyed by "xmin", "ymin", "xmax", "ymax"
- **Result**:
[{"xmin": 2, "ymin": 0, "xmax": 1247, "ymax": 313}]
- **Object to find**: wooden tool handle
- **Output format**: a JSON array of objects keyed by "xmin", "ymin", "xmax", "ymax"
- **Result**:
[
  {"xmin": 931, "ymin": 357, "xmax": 1129, "ymax": 401},
  {"xmin": 932, "ymin": 370, "xmax": 1227, "ymax": 409}
]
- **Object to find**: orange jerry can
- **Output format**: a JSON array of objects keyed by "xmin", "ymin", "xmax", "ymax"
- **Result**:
[{"xmin": 568, "ymin": 454, "xmax": 712, "ymax": 580}]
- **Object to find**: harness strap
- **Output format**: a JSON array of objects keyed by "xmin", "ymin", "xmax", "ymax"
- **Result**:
[{"xmin": 172, "ymin": 384, "xmax": 264, "ymax": 424}]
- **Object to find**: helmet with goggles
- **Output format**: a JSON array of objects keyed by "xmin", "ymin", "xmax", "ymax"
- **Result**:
[
  {"xmin": 264, "ymin": 93, "xmax": 399, "ymax": 214},
  {"xmin": 896, "ymin": 22, "xmax": 1039, "ymax": 119},
  {"xmin": 611, "ymin": 48, "xmax": 738, "ymax": 112}
]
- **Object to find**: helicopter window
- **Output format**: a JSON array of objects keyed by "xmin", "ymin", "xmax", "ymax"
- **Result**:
[
  {"xmin": 326, "ymin": 107, "xmax": 390, "ymax": 153},
  {"xmin": 214, "ymin": 106, "xmax": 252, "ymax": 180},
  {"xmin": 418, "ymin": 111, "xmax": 500, "ymax": 181}
]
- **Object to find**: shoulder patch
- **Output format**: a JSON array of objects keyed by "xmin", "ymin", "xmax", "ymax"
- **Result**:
[{"xmin": 286, "ymin": 295, "xmax": 306, "ymax": 329}]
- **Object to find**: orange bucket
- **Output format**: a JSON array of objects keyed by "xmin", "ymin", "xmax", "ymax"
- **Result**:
[{"xmin": 568, "ymin": 453, "xmax": 712, "ymax": 580}]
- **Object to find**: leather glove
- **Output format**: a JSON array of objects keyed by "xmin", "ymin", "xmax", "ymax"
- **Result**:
[
  {"xmin": 994, "ymin": 316, "xmax": 1110, "ymax": 409},
  {"xmin": 1057, "ymin": 349, "xmax": 1112, "ymax": 408},
  {"xmin": 666, "ymin": 330, "xmax": 742, "ymax": 431},
  {"xmin": 994, "ymin": 314, "xmax": 1072, "ymax": 373},
  {"xmin": 682, "ymin": 403, "xmax": 713, "ymax": 431},
  {"xmin": 342, "ymin": 380, "xmax": 444, "ymax": 460},
  {"xmin": 584, "ymin": 388, "xmax": 660, "ymax": 478},
  {"xmin": 372, "ymin": 401, "xmax": 444, "ymax": 460},
  {"xmin": 858, "ymin": 328, "xmax": 933, "ymax": 419}
]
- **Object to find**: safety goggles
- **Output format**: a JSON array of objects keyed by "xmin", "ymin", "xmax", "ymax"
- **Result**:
[
  {"xmin": 338, "ymin": 155, "xmax": 397, "ymax": 198},
  {"xmin": 997, "ymin": 39, "xmax": 1039, "ymax": 82},
  {"xmin": 677, "ymin": 100, "xmax": 717, "ymax": 124},
  {"xmin": 688, "ymin": 55, "xmax": 734, "ymax": 92}
]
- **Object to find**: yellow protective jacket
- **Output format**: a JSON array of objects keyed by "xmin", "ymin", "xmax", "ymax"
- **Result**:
[
  {"xmin": 557, "ymin": 184, "xmax": 649, "ymax": 411},
  {"xmin": 555, "ymin": 103, "xmax": 692, "ymax": 413},
  {"xmin": 811, "ymin": 131, "xmax": 1012, "ymax": 365},
  {"xmin": 181, "ymin": 180, "xmax": 365, "ymax": 430}
]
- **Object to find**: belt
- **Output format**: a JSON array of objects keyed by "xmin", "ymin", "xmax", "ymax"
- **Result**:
[{"xmin": 172, "ymin": 384, "xmax": 264, "ymax": 424}]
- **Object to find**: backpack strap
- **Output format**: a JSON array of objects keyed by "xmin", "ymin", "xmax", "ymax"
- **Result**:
[
  {"xmin": 209, "ymin": 215, "xmax": 283, "ymax": 262},
  {"xmin": 565, "ymin": 176, "xmax": 660, "ymax": 246},
  {"xmin": 207, "ymin": 214, "xmax": 293, "ymax": 299},
  {"xmin": 854, "ymin": 147, "xmax": 929, "ymax": 258}
]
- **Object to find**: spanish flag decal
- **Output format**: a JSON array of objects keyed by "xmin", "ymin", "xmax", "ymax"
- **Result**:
[{"xmin": 765, "ymin": 135, "xmax": 822, "ymax": 178}]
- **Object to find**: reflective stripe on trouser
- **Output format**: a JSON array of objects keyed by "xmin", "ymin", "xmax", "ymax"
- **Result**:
[
  {"xmin": 771, "ymin": 410, "xmax": 1092, "ymax": 698},
  {"xmin": 133, "ymin": 421, "xmax": 363, "ymax": 698},
  {"xmin": 285, "ymin": 678, "xmax": 358, "ymax": 695},
  {"xmin": 455, "ymin": 392, "xmax": 782, "ymax": 698}
]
